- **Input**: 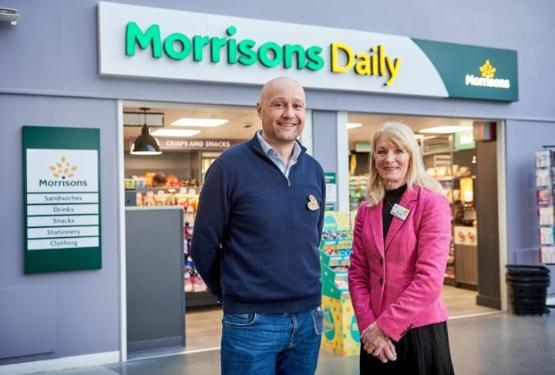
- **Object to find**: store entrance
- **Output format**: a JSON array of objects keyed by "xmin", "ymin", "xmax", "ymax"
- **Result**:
[
  {"xmin": 122, "ymin": 101, "xmax": 260, "ymax": 354},
  {"xmin": 346, "ymin": 113, "xmax": 500, "ymax": 317}
]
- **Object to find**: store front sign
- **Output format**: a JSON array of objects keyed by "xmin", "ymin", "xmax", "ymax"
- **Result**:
[
  {"xmin": 23, "ymin": 127, "xmax": 101, "ymax": 273},
  {"xmin": 98, "ymin": 2, "xmax": 518, "ymax": 101}
]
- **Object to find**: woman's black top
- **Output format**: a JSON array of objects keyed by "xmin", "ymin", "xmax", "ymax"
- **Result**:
[{"xmin": 382, "ymin": 184, "xmax": 407, "ymax": 239}]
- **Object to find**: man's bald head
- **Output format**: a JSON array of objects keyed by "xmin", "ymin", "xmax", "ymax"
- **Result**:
[{"xmin": 258, "ymin": 77, "xmax": 305, "ymax": 105}]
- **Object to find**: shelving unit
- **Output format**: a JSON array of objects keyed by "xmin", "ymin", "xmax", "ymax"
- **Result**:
[
  {"xmin": 421, "ymin": 134, "xmax": 478, "ymax": 288},
  {"xmin": 536, "ymin": 149, "xmax": 555, "ymax": 264},
  {"xmin": 349, "ymin": 175, "xmax": 368, "ymax": 212},
  {"xmin": 124, "ymin": 151, "xmax": 223, "ymax": 309},
  {"xmin": 421, "ymin": 135, "xmax": 455, "ymax": 284}
]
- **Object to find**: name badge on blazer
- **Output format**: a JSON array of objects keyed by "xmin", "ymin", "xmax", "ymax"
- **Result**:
[
  {"xmin": 307, "ymin": 194, "xmax": 320, "ymax": 211},
  {"xmin": 391, "ymin": 203, "xmax": 410, "ymax": 220}
]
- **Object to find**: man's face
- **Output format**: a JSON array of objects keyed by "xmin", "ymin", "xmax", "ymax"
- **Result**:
[{"xmin": 256, "ymin": 79, "xmax": 306, "ymax": 146}]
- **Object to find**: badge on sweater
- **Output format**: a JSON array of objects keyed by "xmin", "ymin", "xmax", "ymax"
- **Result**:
[
  {"xmin": 307, "ymin": 194, "xmax": 320, "ymax": 211},
  {"xmin": 391, "ymin": 203, "xmax": 410, "ymax": 220}
]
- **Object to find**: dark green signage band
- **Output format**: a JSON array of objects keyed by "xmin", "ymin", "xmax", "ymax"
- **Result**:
[{"xmin": 412, "ymin": 39, "xmax": 518, "ymax": 102}]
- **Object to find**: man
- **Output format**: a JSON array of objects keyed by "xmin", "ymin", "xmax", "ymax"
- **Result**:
[{"xmin": 191, "ymin": 77, "xmax": 326, "ymax": 374}]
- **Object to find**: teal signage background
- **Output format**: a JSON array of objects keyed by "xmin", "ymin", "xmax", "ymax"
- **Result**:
[
  {"xmin": 413, "ymin": 39, "xmax": 518, "ymax": 102},
  {"xmin": 23, "ymin": 126, "xmax": 102, "ymax": 273}
]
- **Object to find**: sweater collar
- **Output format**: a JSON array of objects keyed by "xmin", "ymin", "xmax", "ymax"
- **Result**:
[{"xmin": 249, "ymin": 133, "xmax": 306, "ymax": 158}]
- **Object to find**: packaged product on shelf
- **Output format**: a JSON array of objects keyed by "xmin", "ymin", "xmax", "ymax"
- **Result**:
[
  {"xmin": 539, "ymin": 207, "xmax": 555, "ymax": 226},
  {"xmin": 537, "ymin": 189, "xmax": 554, "ymax": 206},
  {"xmin": 540, "ymin": 246, "xmax": 555, "ymax": 264},
  {"xmin": 319, "ymin": 230, "xmax": 352, "ymax": 268},
  {"xmin": 536, "ymin": 169, "xmax": 554, "ymax": 188},
  {"xmin": 184, "ymin": 273, "xmax": 193, "ymax": 293},
  {"xmin": 539, "ymin": 227, "xmax": 555, "ymax": 245},
  {"xmin": 184, "ymin": 206, "xmax": 195, "ymax": 226},
  {"xmin": 536, "ymin": 150, "xmax": 555, "ymax": 168},
  {"xmin": 191, "ymin": 274, "xmax": 207, "ymax": 292},
  {"xmin": 184, "ymin": 257, "xmax": 194, "ymax": 292},
  {"xmin": 183, "ymin": 223, "xmax": 193, "ymax": 256},
  {"xmin": 348, "ymin": 175, "xmax": 368, "ymax": 211},
  {"xmin": 124, "ymin": 178, "xmax": 135, "ymax": 189}
]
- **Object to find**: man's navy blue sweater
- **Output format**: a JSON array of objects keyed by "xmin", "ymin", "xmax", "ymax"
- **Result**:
[{"xmin": 191, "ymin": 135, "xmax": 325, "ymax": 314}]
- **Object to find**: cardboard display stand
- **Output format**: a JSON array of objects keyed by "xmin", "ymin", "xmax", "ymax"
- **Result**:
[{"xmin": 320, "ymin": 212, "xmax": 360, "ymax": 356}]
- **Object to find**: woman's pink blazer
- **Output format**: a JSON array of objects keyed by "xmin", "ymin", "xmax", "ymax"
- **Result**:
[{"xmin": 348, "ymin": 186, "xmax": 451, "ymax": 341}]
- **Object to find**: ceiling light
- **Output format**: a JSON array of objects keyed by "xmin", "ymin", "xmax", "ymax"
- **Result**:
[
  {"xmin": 123, "ymin": 111, "xmax": 164, "ymax": 127},
  {"xmin": 419, "ymin": 125, "xmax": 473, "ymax": 134},
  {"xmin": 347, "ymin": 123, "xmax": 362, "ymax": 130},
  {"xmin": 130, "ymin": 108, "xmax": 162, "ymax": 156},
  {"xmin": 171, "ymin": 118, "xmax": 228, "ymax": 127},
  {"xmin": 151, "ymin": 129, "xmax": 201, "ymax": 137}
]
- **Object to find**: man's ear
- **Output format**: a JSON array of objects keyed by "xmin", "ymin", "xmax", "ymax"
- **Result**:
[{"xmin": 256, "ymin": 102, "xmax": 263, "ymax": 120}]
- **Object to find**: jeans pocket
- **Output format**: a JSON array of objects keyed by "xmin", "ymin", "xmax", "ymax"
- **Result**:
[
  {"xmin": 223, "ymin": 313, "xmax": 257, "ymax": 327},
  {"xmin": 311, "ymin": 307, "xmax": 324, "ymax": 335}
]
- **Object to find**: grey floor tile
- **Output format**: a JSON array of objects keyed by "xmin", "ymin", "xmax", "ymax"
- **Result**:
[{"xmin": 28, "ymin": 311, "xmax": 555, "ymax": 375}]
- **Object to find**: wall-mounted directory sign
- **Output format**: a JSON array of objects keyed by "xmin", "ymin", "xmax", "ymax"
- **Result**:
[{"xmin": 23, "ymin": 126, "xmax": 101, "ymax": 273}]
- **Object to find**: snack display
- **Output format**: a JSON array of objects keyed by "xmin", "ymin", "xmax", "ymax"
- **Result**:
[
  {"xmin": 320, "ymin": 212, "xmax": 360, "ymax": 356},
  {"xmin": 183, "ymin": 223, "xmax": 208, "ymax": 293},
  {"xmin": 320, "ymin": 230, "xmax": 353, "ymax": 268},
  {"xmin": 124, "ymin": 173, "xmax": 200, "ymax": 190},
  {"xmin": 125, "ymin": 171, "xmax": 211, "ymax": 297}
]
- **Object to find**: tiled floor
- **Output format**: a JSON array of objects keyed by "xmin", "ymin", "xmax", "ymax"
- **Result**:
[
  {"xmin": 34, "ymin": 312, "xmax": 555, "ymax": 374},
  {"xmin": 17, "ymin": 287, "xmax": 555, "ymax": 375},
  {"xmin": 185, "ymin": 306, "xmax": 223, "ymax": 352},
  {"xmin": 182, "ymin": 285, "xmax": 497, "ymax": 352},
  {"xmin": 443, "ymin": 285, "xmax": 498, "ymax": 317}
]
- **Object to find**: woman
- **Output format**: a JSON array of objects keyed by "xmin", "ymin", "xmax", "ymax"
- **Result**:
[{"xmin": 348, "ymin": 122, "xmax": 455, "ymax": 374}]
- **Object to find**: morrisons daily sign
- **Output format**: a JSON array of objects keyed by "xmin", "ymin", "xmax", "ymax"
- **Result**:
[{"xmin": 98, "ymin": 2, "xmax": 518, "ymax": 102}]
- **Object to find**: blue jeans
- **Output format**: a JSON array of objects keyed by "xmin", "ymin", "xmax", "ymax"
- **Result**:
[{"xmin": 221, "ymin": 307, "xmax": 323, "ymax": 375}]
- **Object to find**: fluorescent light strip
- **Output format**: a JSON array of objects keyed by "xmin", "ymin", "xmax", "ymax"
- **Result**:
[
  {"xmin": 419, "ymin": 125, "xmax": 473, "ymax": 134},
  {"xmin": 347, "ymin": 123, "xmax": 362, "ymax": 130},
  {"xmin": 171, "ymin": 118, "xmax": 228, "ymax": 127},
  {"xmin": 151, "ymin": 129, "xmax": 200, "ymax": 137}
]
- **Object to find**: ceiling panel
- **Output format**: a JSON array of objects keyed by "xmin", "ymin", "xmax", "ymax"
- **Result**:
[{"xmin": 123, "ymin": 101, "xmax": 478, "ymax": 148}]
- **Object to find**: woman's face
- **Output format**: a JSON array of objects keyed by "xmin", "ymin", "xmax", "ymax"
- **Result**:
[{"xmin": 374, "ymin": 136, "xmax": 410, "ymax": 190}]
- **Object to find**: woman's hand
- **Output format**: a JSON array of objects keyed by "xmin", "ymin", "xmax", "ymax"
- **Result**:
[{"xmin": 361, "ymin": 322, "xmax": 397, "ymax": 363}]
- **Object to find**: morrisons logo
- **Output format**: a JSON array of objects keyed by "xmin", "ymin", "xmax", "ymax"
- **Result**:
[
  {"xmin": 40, "ymin": 155, "xmax": 88, "ymax": 187},
  {"xmin": 465, "ymin": 59, "xmax": 510, "ymax": 89},
  {"xmin": 39, "ymin": 179, "xmax": 88, "ymax": 187}
]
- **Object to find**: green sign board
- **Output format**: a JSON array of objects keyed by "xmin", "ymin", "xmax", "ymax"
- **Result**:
[
  {"xmin": 23, "ymin": 126, "xmax": 101, "ymax": 273},
  {"xmin": 454, "ymin": 130, "xmax": 476, "ymax": 151},
  {"xmin": 324, "ymin": 172, "xmax": 337, "ymax": 211}
]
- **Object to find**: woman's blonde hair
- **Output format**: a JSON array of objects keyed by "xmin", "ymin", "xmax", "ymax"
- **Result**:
[{"xmin": 366, "ymin": 121, "xmax": 443, "ymax": 206}]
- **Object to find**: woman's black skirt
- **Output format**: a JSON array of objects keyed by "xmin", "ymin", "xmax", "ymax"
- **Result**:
[{"xmin": 360, "ymin": 321, "xmax": 455, "ymax": 375}]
